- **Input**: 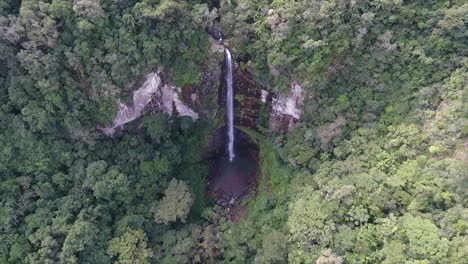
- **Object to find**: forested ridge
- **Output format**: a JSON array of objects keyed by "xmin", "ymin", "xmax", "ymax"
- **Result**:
[{"xmin": 0, "ymin": 0, "xmax": 467, "ymax": 263}]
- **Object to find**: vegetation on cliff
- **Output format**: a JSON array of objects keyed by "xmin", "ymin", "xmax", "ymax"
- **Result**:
[{"xmin": 0, "ymin": 0, "xmax": 467, "ymax": 263}]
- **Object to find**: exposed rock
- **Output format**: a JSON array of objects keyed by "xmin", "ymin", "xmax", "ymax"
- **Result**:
[
  {"xmin": 206, "ymin": 25, "xmax": 224, "ymax": 41},
  {"xmin": 172, "ymin": 90, "xmax": 199, "ymax": 119},
  {"xmin": 261, "ymin": 89, "xmax": 269, "ymax": 103},
  {"xmin": 150, "ymin": 74, "xmax": 199, "ymax": 119},
  {"xmin": 102, "ymin": 37, "xmax": 225, "ymax": 135},
  {"xmin": 102, "ymin": 70, "xmax": 198, "ymax": 135},
  {"xmin": 269, "ymin": 112, "xmax": 298, "ymax": 133},
  {"xmin": 148, "ymin": 73, "xmax": 199, "ymax": 120},
  {"xmin": 269, "ymin": 83, "xmax": 304, "ymax": 133},
  {"xmin": 233, "ymin": 66, "xmax": 262, "ymax": 128},
  {"xmin": 218, "ymin": 59, "xmax": 263, "ymax": 129},
  {"xmin": 182, "ymin": 85, "xmax": 197, "ymax": 105},
  {"xmin": 274, "ymin": 83, "xmax": 303, "ymax": 119}
]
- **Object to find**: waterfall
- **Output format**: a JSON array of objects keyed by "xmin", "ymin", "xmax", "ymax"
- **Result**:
[{"xmin": 225, "ymin": 48, "xmax": 235, "ymax": 162}]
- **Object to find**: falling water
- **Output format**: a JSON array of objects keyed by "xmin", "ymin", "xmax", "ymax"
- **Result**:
[{"xmin": 225, "ymin": 48, "xmax": 235, "ymax": 162}]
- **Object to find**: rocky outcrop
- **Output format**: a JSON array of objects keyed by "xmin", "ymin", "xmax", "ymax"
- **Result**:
[
  {"xmin": 101, "ymin": 35, "xmax": 304, "ymax": 135},
  {"xmin": 102, "ymin": 71, "xmax": 198, "ymax": 135},
  {"xmin": 102, "ymin": 38, "xmax": 226, "ymax": 135},
  {"xmin": 268, "ymin": 83, "xmax": 304, "ymax": 133}
]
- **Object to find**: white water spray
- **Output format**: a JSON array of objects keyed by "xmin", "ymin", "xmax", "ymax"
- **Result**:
[{"xmin": 225, "ymin": 49, "xmax": 235, "ymax": 162}]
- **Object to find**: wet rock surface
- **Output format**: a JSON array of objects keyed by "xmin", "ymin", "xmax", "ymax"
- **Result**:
[
  {"xmin": 219, "ymin": 60, "xmax": 263, "ymax": 129},
  {"xmin": 233, "ymin": 67, "xmax": 263, "ymax": 128},
  {"xmin": 217, "ymin": 51, "xmax": 304, "ymax": 133}
]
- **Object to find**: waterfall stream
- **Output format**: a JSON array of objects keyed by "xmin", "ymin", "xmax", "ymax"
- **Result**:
[{"xmin": 225, "ymin": 49, "xmax": 235, "ymax": 162}]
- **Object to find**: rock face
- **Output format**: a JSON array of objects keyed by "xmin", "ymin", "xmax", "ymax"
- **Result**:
[
  {"xmin": 217, "ymin": 49, "xmax": 303, "ymax": 133},
  {"xmin": 219, "ymin": 60, "xmax": 262, "ymax": 129},
  {"xmin": 101, "ymin": 35, "xmax": 304, "ymax": 136},
  {"xmin": 268, "ymin": 83, "xmax": 304, "ymax": 133},
  {"xmin": 233, "ymin": 66, "xmax": 262, "ymax": 128},
  {"xmin": 102, "ymin": 71, "xmax": 198, "ymax": 135},
  {"xmin": 102, "ymin": 38, "xmax": 225, "ymax": 135},
  {"xmin": 217, "ymin": 55, "xmax": 303, "ymax": 132}
]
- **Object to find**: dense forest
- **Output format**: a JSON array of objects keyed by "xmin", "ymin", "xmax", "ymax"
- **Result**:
[{"xmin": 0, "ymin": 0, "xmax": 467, "ymax": 263}]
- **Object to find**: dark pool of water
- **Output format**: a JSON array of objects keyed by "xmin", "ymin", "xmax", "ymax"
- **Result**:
[{"xmin": 207, "ymin": 143, "xmax": 258, "ymax": 203}]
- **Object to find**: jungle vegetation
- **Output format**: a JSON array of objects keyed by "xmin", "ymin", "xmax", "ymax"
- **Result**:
[{"xmin": 0, "ymin": 0, "xmax": 467, "ymax": 263}]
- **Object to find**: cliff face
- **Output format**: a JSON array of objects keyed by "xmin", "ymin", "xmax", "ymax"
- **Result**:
[
  {"xmin": 171, "ymin": 38, "xmax": 225, "ymax": 121},
  {"xmin": 102, "ymin": 37, "xmax": 305, "ymax": 135},
  {"xmin": 218, "ymin": 54, "xmax": 304, "ymax": 133},
  {"xmin": 102, "ymin": 71, "xmax": 199, "ymax": 135},
  {"xmin": 216, "ymin": 54, "xmax": 304, "ymax": 133},
  {"xmin": 268, "ymin": 83, "xmax": 304, "ymax": 133},
  {"xmin": 102, "ymin": 39, "xmax": 224, "ymax": 135},
  {"xmin": 218, "ymin": 64, "xmax": 263, "ymax": 129}
]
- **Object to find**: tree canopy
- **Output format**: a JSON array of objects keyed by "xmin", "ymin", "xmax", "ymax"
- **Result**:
[{"xmin": 0, "ymin": 0, "xmax": 466, "ymax": 263}]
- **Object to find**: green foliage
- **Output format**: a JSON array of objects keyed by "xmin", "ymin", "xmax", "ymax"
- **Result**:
[
  {"xmin": 60, "ymin": 220, "xmax": 99, "ymax": 263},
  {"xmin": 253, "ymin": 231, "xmax": 288, "ymax": 264},
  {"xmin": 95, "ymin": 100, "xmax": 117, "ymax": 124},
  {"xmin": 178, "ymin": 164, "xmax": 209, "ymax": 218},
  {"xmin": 316, "ymin": 249, "xmax": 343, "ymax": 264},
  {"xmin": 399, "ymin": 214, "xmax": 449, "ymax": 262},
  {"xmin": 155, "ymin": 227, "xmax": 195, "ymax": 264},
  {"xmin": 0, "ymin": 0, "xmax": 466, "ymax": 263},
  {"xmin": 288, "ymin": 189, "xmax": 334, "ymax": 260},
  {"xmin": 242, "ymin": 127, "xmax": 289, "ymax": 185},
  {"xmin": 145, "ymin": 113, "xmax": 169, "ymax": 143},
  {"xmin": 220, "ymin": 2, "xmax": 467, "ymax": 258},
  {"xmin": 153, "ymin": 179, "xmax": 194, "ymax": 224},
  {"xmin": 8, "ymin": 236, "xmax": 30, "ymax": 264},
  {"xmin": 107, "ymin": 230, "xmax": 153, "ymax": 264}
]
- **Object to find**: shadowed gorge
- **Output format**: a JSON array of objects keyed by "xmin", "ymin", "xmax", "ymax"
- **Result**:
[{"xmin": 205, "ymin": 126, "xmax": 259, "ymax": 205}]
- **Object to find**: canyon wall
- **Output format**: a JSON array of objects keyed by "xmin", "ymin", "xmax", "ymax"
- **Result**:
[{"xmin": 102, "ymin": 37, "xmax": 305, "ymax": 135}]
